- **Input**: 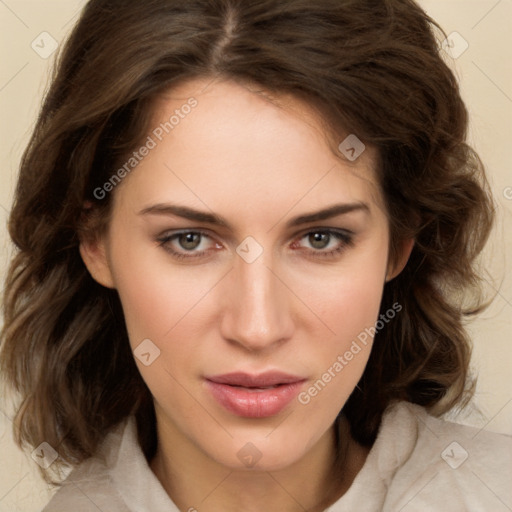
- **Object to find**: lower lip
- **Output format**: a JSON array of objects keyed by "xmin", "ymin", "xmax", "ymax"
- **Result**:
[{"xmin": 205, "ymin": 380, "xmax": 304, "ymax": 418}]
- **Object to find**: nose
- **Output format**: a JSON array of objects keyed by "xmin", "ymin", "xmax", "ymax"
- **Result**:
[{"xmin": 219, "ymin": 249, "xmax": 295, "ymax": 352}]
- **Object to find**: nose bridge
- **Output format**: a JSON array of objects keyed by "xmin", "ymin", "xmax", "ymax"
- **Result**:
[{"xmin": 220, "ymin": 249, "xmax": 293, "ymax": 350}]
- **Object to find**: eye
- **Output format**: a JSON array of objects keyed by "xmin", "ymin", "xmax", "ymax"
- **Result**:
[
  {"xmin": 292, "ymin": 229, "xmax": 354, "ymax": 258},
  {"xmin": 307, "ymin": 232, "xmax": 333, "ymax": 250},
  {"xmin": 156, "ymin": 230, "xmax": 222, "ymax": 260},
  {"xmin": 175, "ymin": 232, "xmax": 202, "ymax": 251}
]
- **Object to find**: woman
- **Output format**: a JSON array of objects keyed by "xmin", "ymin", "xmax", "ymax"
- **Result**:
[{"xmin": 1, "ymin": 0, "xmax": 510, "ymax": 510}]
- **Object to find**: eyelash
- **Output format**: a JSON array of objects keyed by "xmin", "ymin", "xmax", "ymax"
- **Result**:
[{"xmin": 156, "ymin": 229, "xmax": 354, "ymax": 261}]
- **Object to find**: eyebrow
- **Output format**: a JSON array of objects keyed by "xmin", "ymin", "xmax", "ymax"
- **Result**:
[{"xmin": 139, "ymin": 202, "xmax": 370, "ymax": 229}]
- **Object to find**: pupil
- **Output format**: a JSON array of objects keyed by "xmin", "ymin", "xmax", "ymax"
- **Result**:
[
  {"xmin": 309, "ymin": 232, "xmax": 329, "ymax": 249},
  {"xmin": 180, "ymin": 233, "xmax": 200, "ymax": 250}
]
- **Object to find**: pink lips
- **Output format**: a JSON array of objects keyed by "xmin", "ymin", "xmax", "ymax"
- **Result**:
[{"xmin": 205, "ymin": 371, "xmax": 306, "ymax": 418}]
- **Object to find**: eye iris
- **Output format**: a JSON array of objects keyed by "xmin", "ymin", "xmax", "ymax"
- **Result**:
[
  {"xmin": 179, "ymin": 233, "xmax": 201, "ymax": 250},
  {"xmin": 309, "ymin": 232, "xmax": 330, "ymax": 249}
]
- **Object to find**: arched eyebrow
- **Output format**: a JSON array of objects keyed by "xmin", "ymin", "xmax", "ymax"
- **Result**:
[
  {"xmin": 286, "ymin": 202, "xmax": 369, "ymax": 227},
  {"xmin": 138, "ymin": 202, "xmax": 370, "ymax": 229}
]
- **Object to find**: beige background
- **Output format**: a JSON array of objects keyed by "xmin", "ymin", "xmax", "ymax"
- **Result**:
[{"xmin": 0, "ymin": 1, "xmax": 511, "ymax": 510}]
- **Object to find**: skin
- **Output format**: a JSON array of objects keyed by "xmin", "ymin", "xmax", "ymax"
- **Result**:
[{"xmin": 80, "ymin": 78, "xmax": 413, "ymax": 512}]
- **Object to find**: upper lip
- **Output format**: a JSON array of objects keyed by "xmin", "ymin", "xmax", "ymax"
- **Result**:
[{"xmin": 206, "ymin": 371, "xmax": 305, "ymax": 387}]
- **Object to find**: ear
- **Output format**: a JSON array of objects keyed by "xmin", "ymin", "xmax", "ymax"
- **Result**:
[
  {"xmin": 385, "ymin": 238, "xmax": 414, "ymax": 282},
  {"xmin": 79, "ymin": 234, "xmax": 116, "ymax": 289}
]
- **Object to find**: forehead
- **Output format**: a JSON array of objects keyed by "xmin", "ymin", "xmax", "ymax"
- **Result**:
[{"xmin": 114, "ymin": 78, "xmax": 383, "ymax": 216}]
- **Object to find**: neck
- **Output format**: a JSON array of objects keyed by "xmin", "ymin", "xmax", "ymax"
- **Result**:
[{"xmin": 149, "ymin": 412, "xmax": 369, "ymax": 512}]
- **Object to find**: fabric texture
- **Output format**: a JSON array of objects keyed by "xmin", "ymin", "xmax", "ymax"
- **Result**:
[{"xmin": 42, "ymin": 401, "xmax": 512, "ymax": 511}]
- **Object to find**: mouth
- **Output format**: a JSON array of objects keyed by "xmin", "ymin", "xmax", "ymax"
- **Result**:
[{"xmin": 205, "ymin": 371, "xmax": 306, "ymax": 418}]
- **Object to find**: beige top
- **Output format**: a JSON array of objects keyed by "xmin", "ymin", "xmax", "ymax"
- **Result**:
[{"xmin": 42, "ymin": 401, "xmax": 512, "ymax": 511}]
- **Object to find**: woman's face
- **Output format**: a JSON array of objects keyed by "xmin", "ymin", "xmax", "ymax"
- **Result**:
[{"xmin": 83, "ymin": 78, "xmax": 407, "ymax": 471}]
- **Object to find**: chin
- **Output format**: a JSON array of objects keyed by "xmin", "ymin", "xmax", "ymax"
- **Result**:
[{"xmin": 202, "ymin": 428, "xmax": 322, "ymax": 472}]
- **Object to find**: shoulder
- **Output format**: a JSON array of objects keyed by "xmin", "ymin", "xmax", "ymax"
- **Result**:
[
  {"xmin": 42, "ymin": 416, "xmax": 178, "ymax": 512},
  {"xmin": 42, "ymin": 462, "xmax": 129, "ymax": 511},
  {"xmin": 381, "ymin": 401, "xmax": 512, "ymax": 511},
  {"xmin": 42, "ymin": 421, "xmax": 131, "ymax": 512}
]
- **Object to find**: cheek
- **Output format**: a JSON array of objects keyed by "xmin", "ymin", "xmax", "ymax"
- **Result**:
[
  {"xmin": 290, "ymin": 246, "xmax": 388, "ymax": 405},
  {"xmin": 110, "ymin": 248, "xmax": 208, "ymax": 410},
  {"xmin": 109, "ymin": 239, "xmax": 217, "ymax": 347},
  {"xmin": 320, "ymin": 273, "xmax": 384, "ymax": 333},
  {"xmin": 292, "ymin": 243, "xmax": 388, "ymax": 346},
  {"xmin": 292, "ymin": 281, "xmax": 384, "ymax": 437}
]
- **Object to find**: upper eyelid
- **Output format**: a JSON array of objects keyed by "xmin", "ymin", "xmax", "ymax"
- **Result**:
[
  {"xmin": 294, "ymin": 226, "xmax": 354, "ymax": 237},
  {"xmin": 157, "ymin": 229, "xmax": 214, "ymax": 240},
  {"xmin": 157, "ymin": 226, "xmax": 353, "ymax": 239}
]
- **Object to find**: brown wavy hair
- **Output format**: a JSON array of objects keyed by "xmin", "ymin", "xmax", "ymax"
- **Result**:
[{"xmin": 1, "ymin": 0, "xmax": 494, "ymax": 482}]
